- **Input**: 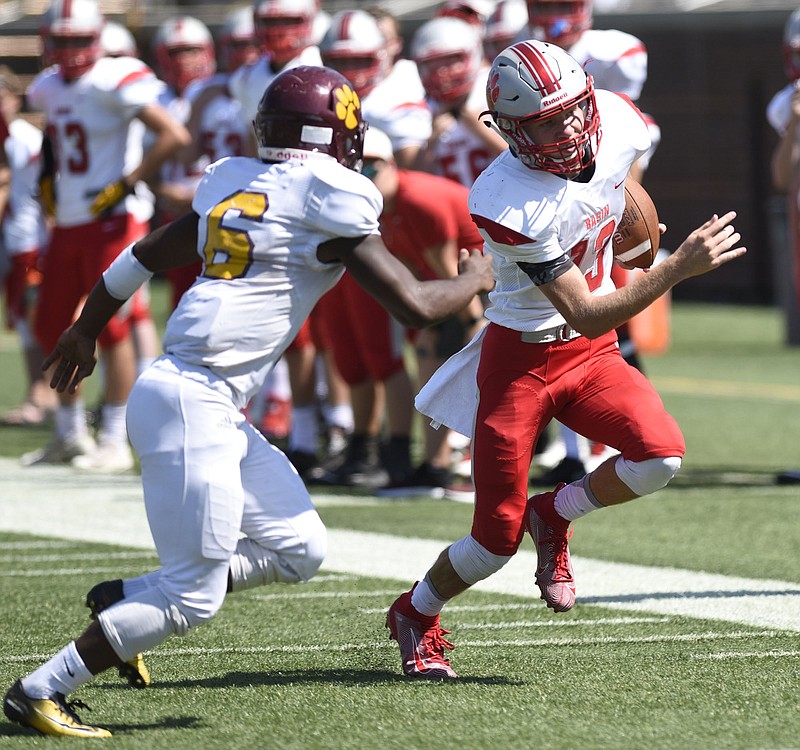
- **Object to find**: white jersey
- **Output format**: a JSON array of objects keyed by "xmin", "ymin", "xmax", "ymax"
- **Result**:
[
  {"xmin": 187, "ymin": 73, "xmax": 251, "ymax": 168},
  {"xmin": 767, "ymin": 82, "xmax": 795, "ymax": 136},
  {"xmin": 155, "ymin": 86, "xmax": 204, "ymax": 201},
  {"xmin": 26, "ymin": 57, "xmax": 164, "ymax": 227},
  {"xmin": 362, "ymin": 59, "xmax": 432, "ymax": 152},
  {"xmin": 2, "ymin": 118, "xmax": 49, "ymax": 255},
  {"xmin": 229, "ymin": 46, "xmax": 323, "ymax": 125},
  {"xmin": 569, "ymin": 29, "xmax": 647, "ymax": 102},
  {"xmin": 162, "ymin": 154, "xmax": 382, "ymax": 408},
  {"xmin": 431, "ymin": 66, "xmax": 496, "ymax": 187},
  {"xmin": 469, "ymin": 90, "xmax": 650, "ymax": 333}
]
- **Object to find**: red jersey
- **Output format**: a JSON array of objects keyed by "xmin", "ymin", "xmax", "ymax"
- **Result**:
[{"xmin": 379, "ymin": 170, "xmax": 483, "ymax": 281}]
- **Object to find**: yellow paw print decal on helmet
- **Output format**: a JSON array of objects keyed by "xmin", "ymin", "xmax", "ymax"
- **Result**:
[{"xmin": 334, "ymin": 85, "xmax": 361, "ymax": 130}]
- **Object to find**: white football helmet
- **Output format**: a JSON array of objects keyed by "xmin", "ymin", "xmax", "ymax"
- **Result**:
[
  {"xmin": 319, "ymin": 10, "xmax": 389, "ymax": 98},
  {"xmin": 411, "ymin": 17, "xmax": 483, "ymax": 104},
  {"xmin": 153, "ymin": 16, "xmax": 216, "ymax": 94},
  {"xmin": 484, "ymin": 40, "xmax": 601, "ymax": 175},
  {"xmin": 483, "ymin": 0, "xmax": 528, "ymax": 62},
  {"xmin": 218, "ymin": 6, "xmax": 259, "ymax": 73},
  {"xmin": 526, "ymin": 0, "xmax": 593, "ymax": 49},
  {"xmin": 435, "ymin": 0, "xmax": 495, "ymax": 32},
  {"xmin": 784, "ymin": 8, "xmax": 800, "ymax": 81},
  {"xmin": 100, "ymin": 21, "xmax": 138, "ymax": 58},
  {"xmin": 40, "ymin": 0, "xmax": 104, "ymax": 80},
  {"xmin": 252, "ymin": 0, "xmax": 318, "ymax": 67}
]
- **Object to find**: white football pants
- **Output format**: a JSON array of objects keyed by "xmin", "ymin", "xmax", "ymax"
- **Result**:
[{"xmin": 97, "ymin": 356, "xmax": 326, "ymax": 662}]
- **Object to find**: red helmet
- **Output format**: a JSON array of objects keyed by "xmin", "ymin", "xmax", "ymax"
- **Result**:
[
  {"xmin": 153, "ymin": 16, "xmax": 216, "ymax": 95},
  {"xmin": 218, "ymin": 6, "xmax": 259, "ymax": 73},
  {"xmin": 784, "ymin": 8, "xmax": 800, "ymax": 81},
  {"xmin": 411, "ymin": 17, "xmax": 484, "ymax": 105},
  {"xmin": 484, "ymin": 40, "xmax": 601, "ymax": 175},
  {"xmin": 254, "ymin": 65, "xmax": 366, "ymax": 171},
  {"xmin": 40, "ymin": 0, "xmax": 104, "ymax": 81},
  {"xmin": 319, "ymin": 10, "xmax": 389, "ymax": 98},
  {"xmin": 526, "ymin": 0, "xmax": 593, "ymax": 49},
  {"xmin": 253, "ymin": 0, "xmax": 318, "ymax": 67}
]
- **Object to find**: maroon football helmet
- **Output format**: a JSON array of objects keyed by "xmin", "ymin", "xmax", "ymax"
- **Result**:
[{"xmin": 253, "ymin": 65, "xmax": 366, "ymax": 171}]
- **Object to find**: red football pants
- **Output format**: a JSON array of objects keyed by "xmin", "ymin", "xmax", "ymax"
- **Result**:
[{"xmin": 470, "ymin": 323, "xmax": 686, "ymax": 555}]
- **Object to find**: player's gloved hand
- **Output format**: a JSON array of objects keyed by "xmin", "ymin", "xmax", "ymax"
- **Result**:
[
  {"xmin": 38, "ymin": 174, "xmax": 56, "ymax": 216},
  {"xmin": 90, "ymin": 179, "xmax": 133, "ymax": 217}
]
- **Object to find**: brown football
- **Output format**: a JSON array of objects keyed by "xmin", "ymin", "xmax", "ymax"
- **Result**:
[{"xmin": 612, "ymin": 176, "xmax": 660, "ymax": 269}]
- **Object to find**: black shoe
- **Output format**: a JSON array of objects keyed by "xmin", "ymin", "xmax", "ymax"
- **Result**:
[
  {"xmin": 777, "ymin": 469, "xmax": 800, "ymax": 485},
  {"xmin": 376, "ymin": 463, "xmax": 452, "ymax": 498},
  {"xmin": 314, "ymin": 434, "xmax": 389, "ymax": 488},
  {"xmin": 533, "ymin": 456, "xmax": 586, "ymax": 486},
  {"xmin": 85, "ymin": 580, "xmax": 150, "ymax": 689},
  {"xmin": 287, "ymin": 450, "xmax": 320, "ymax": 481}
]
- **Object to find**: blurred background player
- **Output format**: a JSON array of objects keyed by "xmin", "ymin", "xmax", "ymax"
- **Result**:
[
  {"xmin": 483, "ymin": 0, "xmax": 529, "ymax": 61},
  {"xmin": 0, "ymin": 66, "xmax": 55, "ymax": 426},
  {"xmin": 411, "ymin": 15, "xmax": 507, "ymax": 187},
  {"xmin": 149, "ymin": 16, "xmax": 217, "ymax": 310},
  {"xmin": 99, "ymin": 21, "xmax": 138, "ymax": 59},
  {"xmin": 767, "ymin": 6, "xmax": 800, "ymax": 485},
  {"xmin": 526, "ymin": 0, "xmax": 665, "ymax": 484},
  {"xmin": 319, "ymin": 9, "xmax": 431, "ymax": 168},
  {"xmin": 229, "ymin": 0, "xmax": 321, "ymax": 135},
  {"xmin": 21, "ymin": 0, "xmax": 190, "ymax": 472}
]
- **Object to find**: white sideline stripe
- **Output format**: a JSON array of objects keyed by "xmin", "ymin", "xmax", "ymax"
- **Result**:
[
  {"xmin": 0, "ymin": 551, "xmax": 156, "ymax": 563},
  {"xmin": 691, "ymin": 650, "xmax": 800, "ymax": 661},
  {"xmin": 4, "ymin": 567, "xmax": 152, "ymax": 577},
  {"xmin": 1, "ymin": 458, "xmax": 799, "ymax": 633},
  {"xmin": 5, "ymin": 630, "xmax": 785, "ymax": 663}
]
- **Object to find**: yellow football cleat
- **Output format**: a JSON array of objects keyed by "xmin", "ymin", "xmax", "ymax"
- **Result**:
[
  {"xmin": 3, "ymin": 680, "xmax": 111, "ymax": 738},
  {"xmin": 119, "ymin": 653, "xmax": 150, "ymax": 689}
]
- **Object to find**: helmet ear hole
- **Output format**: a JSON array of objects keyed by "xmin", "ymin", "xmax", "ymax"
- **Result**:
[{"xmin": 254, "ymin": 65, "xmax": 367, "ymax": 171}]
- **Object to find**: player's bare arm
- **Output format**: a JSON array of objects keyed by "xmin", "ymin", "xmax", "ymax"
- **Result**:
[
  {"xmin": 540, "ymin": 212, "xmax": 746, "ymax": 339},
  {"xmin": 133, "ymin": 103, "xmax": 192, "ymax": 186},
  {"xmin": 317, "ymin": 234, "xmax": 493, "ymax": 328}
]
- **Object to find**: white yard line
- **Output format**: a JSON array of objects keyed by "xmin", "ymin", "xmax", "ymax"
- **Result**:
[{"xmin": 2, "ymin": 458, "xmax": 799, "ymax": 633}]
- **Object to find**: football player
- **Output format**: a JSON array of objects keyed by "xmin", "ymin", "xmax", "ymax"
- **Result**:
[
  {"xmin": 767, "ymin": 7, "xmax": 800, "ymax": 485},
  {"xmin": 0, "ymin": 67, "xmax": 55, "ymax": 426},
  {"xmin": 385, "ymin": 41, "xmax": 746, "ymax": 679},
  {"xmin": 2, "ymin": 65, "xmax": 494, "ymax": 737},
  {"xmin": 411, "ymin": 16, "xmax": 507, "ymax": 187},
  {"xmin": 21, "ymin": 0, "xmax": 190, "ymax": 472}
]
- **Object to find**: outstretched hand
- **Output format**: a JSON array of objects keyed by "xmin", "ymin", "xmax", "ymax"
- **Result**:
[
  {"xmin": 672, "ymin": 211, "xmax": 747, "ymax": 279},
  {"xmin": 42, "ymin": 325, "xmax": 98, "ymax": 394},
  {"xmin": 458, "ymin": 248, "xmax": 495, "ymax": 293}
]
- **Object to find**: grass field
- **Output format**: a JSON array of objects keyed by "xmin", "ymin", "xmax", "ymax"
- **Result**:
[{"xmin": 0, "ymin": 289, "xmax": 798, "ymax": 749}]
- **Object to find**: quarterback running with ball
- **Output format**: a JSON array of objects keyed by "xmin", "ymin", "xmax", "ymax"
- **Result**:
[{"xmin": 386, "ymin": 40, "xmax": 746, "ymax": 679}]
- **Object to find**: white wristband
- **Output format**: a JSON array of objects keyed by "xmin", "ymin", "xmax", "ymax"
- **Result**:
[{"xmin": 102, "ymin": 243, "xmax": 153, "ymax": 301}]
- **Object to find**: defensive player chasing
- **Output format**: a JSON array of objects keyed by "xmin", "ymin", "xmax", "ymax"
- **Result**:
[
  {"xmin": 385, "ymin": 40, "xmax": 746, "ymax": 679},
  {"xmin": 2, "ymin": 66, "xmax": 494, "ymax": 737}
]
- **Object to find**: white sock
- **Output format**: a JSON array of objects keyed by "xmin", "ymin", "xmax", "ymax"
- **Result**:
[
  {"xmin": 288, "ymin": 405, "xmax": 318, "ymax": 453},
  {"xmin": 55, "ymin": 400, "xmax": 87, "ymax": 442},
  {"xmin": 323, "ymin": 402, "xmax": 353, "ymax": 432},
  {"xmin": 99, "ymin": 402, "xmax": 127, "ymax": 445},
  {"xmin": 21, "ymin": 641, "xmax": 94, "ymax": 699},
  {"xmin": 553, "ymin": 475, "xmax": 605, "ymax": 522},
  {"xmin": 410, "ymin": 575, "xmax": 447, "ymax": 618}
]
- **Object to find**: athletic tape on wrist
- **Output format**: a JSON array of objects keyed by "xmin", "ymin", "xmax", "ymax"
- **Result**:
[{"xmin": 102, "ymin": 244, "xmax": 153, "ymax": 301}]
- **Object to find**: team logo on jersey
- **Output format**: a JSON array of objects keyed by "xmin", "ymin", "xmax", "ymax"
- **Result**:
[{"xmin": 334, "ymin": 84, "xmax": 361, "ymax": 130}]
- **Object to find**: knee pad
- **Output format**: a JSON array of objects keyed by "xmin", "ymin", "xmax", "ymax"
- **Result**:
[
  {"xmin": 448, "ymin": 534, "xmax": 512, "ymax": 586},
  {"xmin": 229, "ymin": 513, "xmax": 327, "ymax": 592},
  {"xmin": 614, "ymin": 455, "xmax": 682, "ymax": 497}
]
